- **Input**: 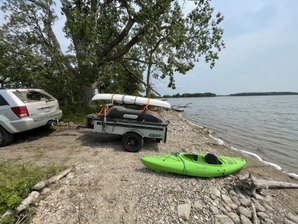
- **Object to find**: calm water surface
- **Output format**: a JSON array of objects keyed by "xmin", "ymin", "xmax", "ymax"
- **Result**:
[{"xmin": 168, "ymin": 95, "xmax": 298, "ymax": 174}]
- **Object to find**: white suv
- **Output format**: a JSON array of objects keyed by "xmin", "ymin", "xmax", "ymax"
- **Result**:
[{"xmin": 0, "ymin": 89, "xmax": 62, "ymax": 146}]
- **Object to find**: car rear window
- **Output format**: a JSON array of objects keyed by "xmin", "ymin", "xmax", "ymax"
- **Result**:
[
  {"xmin": 0, "ymin": 94, "xmax": 9, "ymax": 106},
  {"xmin": 13, "ymin": 90, "xmax": 54, "ymax": 103}
]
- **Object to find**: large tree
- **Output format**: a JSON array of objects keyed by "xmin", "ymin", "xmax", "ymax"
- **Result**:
[
  {"xmin": 136, "ymin": 2, "xmax": 225, "ymax": 96},
  {"xmin": 0, "ymin": 0, "xmax": 224, "ymax": 107}
]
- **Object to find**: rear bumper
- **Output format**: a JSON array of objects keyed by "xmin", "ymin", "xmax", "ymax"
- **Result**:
[{"xmin": 4, "ymin": 110, "xmax": 62, "ymax": 133}]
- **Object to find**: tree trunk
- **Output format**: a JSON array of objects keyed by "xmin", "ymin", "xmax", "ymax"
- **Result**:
[
  {"xmin": 81, "ymin": 85, "xmax": 94, "ymax": 108},
  {"xmin": 146, "ymin": 55, "xmax": 153, "ymax": 97}
]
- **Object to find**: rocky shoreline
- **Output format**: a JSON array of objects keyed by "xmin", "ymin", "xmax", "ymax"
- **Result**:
[
  {"xmin": 1, "ymin": 110, "xmax": 297, "ymax": 223},
  {"xmin": 133, "ymin": 111, "xmax": 298, "ymax": 223}
]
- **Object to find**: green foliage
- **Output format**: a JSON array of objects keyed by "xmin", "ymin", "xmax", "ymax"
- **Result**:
[
  {"xmin": 164, "ymin": 92, "xmax": 216, "ymax": 98},
  {"xmin": 0, "ymin": 162, "xmax": 63, "ymax": 217},
  {"xmin": 129, "ymin": 0, "xmax": 225, "ymax": 96},
  {"xmin": 0, "ymin": 213, "xmax": 16, "ymax": 224},
  {"xmin": 229, "ymin": 92, "xmax": 298, "ymax": 96},
  {"xmin": 0, "ymin": 0, "xmax": 224, "ymax": 107},
  {"xmin": 62, "ymin": 107, "xmax": 95, "ymax": 124}
]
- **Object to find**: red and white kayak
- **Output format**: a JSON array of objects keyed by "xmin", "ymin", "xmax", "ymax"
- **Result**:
[{"xmin": 92, "ymin": 94, "xmax": 171, "ymax": 109}]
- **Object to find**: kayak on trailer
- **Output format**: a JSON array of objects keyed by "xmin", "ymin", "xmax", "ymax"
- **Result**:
[
  {"xmin": 140, "ymin": 152, "xmax": 247, "ymax": 177},
  {"xmin": 91, "ymin": 93, "xmax": 171, "ymax": 109}
]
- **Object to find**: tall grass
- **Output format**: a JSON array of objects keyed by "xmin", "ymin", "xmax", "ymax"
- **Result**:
[{"xmin": 0, "ymin": 162, "xmax": 63, "ymax": 223}]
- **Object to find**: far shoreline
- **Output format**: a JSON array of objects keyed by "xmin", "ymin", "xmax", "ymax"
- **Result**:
[{"xmin": 163, "ymin": 91, "xmax": 298, "ymax": 98}]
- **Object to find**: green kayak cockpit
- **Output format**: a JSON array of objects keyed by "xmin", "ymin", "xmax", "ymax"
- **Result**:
[{"xmin": 182, "ymin": 153, "xmax": 223, "ymax": 165}]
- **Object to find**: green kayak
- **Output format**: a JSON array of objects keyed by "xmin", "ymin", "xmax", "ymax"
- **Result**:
[{"xmin": 140, "ymin": 152, "xmax": 246, "ymax": 177}]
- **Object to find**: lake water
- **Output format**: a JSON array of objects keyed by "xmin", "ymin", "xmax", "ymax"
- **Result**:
[{"xmin": 168, "ymin": 95, "xmax": 298, "ymax": 174}]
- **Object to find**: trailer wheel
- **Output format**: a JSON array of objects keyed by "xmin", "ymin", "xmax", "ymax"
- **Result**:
[{"xmin": 122, "ymin": 132, "xmax": 143, "ymax": 152}]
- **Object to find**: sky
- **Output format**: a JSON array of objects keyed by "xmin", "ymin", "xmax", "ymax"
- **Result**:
[
  {"xmin": 156, "ymin": 0, "xmax": 298, "ymax": 96},
  {"xmin": 1, "ymin": 1, "xmax": 298, "ymax": 96}
]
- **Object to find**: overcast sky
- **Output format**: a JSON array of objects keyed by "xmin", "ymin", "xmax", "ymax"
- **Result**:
[
  {"xmin": 157, "ymin": 0, "xmax": 298, "ymax": 96},
  {"xmin": 1, "ymin": 1, "xmax": 297, "ymax": 96}
]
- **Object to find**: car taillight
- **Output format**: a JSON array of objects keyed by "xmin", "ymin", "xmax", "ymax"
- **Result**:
[{"xmin": 11, "ymin": 106, "xmax": 29, "ymax": 118}]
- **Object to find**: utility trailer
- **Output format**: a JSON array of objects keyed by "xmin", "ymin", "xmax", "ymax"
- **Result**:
[{"xmin": 80, "ymin": 94, "xmax": 171, "ymax": 152}]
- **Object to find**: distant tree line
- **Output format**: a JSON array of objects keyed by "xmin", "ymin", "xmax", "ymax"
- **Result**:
[
  {"xmin": 163, "ymin": 92, "xmax": 216, "ymax": 98},
  {"xmin": 229, "ymin": 92, "xmax": 298, "ymax": 96},
  {"xmin": 163, "ymin": 91, "xmax": 298, "ymax": 98}
]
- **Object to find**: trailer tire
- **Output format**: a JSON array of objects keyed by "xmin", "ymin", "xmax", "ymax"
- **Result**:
[{"xmin": 122, "ymin": 132, "xmax": 143, "ymax": 152}]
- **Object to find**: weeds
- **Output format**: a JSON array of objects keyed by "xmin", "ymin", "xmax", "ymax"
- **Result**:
[
  {"xmin": 62, "ymin": 108, "xmax": 95, "ymax": 124},
  {"xmin": 0, "ymin": 162, "xmax": 63, "ymax": 223}
]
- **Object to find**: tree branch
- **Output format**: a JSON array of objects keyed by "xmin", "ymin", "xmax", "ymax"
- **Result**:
[
  {"xmin": 27, "ymin": 0, "xmax": 47, "ymax": 9},
  {"xmin": 99, "ymin": 18, "xmax": 135, "ymax": 57},
  {"xmin": 119, "ymin": 61, "xmax": 161, "ymax": 96},
  {"xmin": 104, "ymin": 27, "xmax": 146, "ymax": 62},
  {"xmin": 239, "ymin": 173, "xmax": 298, "ymax": 197},
  {"xmin": 28, "ymin": 0, "xmax": 76, "ymax": 76}
]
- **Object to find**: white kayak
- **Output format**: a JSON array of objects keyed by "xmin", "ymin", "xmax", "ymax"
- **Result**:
[{"xmin": 92, "ymin": 94, "xmax": 171, "ymax": 109}]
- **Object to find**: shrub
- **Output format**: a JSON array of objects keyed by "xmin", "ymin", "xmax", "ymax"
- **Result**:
[{"xmin": 0, "ymin": 162, "xmax": 63, "ymax": 222}]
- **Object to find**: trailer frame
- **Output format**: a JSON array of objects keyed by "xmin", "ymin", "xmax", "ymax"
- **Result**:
[{"xmin": 80, "ymin": 104, "xmax": 169, "ymax": 152}]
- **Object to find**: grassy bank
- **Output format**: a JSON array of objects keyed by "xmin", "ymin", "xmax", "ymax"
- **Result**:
[
  {"xmin": 0, "ymin": 162, "xmax": 63, "ymax": 224},
  {"xmin": 62, "ymin": 107, "xmax": 96, "ymax": 124}
]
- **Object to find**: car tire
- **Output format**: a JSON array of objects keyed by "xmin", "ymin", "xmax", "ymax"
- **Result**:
[
  {"xmin": 0, "ymin": 126, "xmax": 14, "ymax": 147},
  {"xmin": 122, "ymin": 132, "xmax": 143, "ymax": 152}
]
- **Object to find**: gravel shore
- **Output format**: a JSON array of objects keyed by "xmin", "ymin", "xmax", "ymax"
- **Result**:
[{"xmin": 1, "ymin": 110, "xmax": 298, "ymax": 223}]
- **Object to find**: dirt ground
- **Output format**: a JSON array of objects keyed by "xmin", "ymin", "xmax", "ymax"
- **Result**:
[{"xmin": 0, "ymin": 111, "xmax": 297, "ymax": 223}]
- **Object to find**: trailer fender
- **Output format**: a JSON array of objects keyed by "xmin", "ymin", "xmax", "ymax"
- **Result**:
[{"xmin": 123, "ymin": 129, "xmax": 144, "ymax": 138}]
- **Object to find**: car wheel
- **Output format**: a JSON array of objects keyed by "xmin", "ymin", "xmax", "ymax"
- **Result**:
[
  {"xmin": 0, "ymin": 126, "xmax": 14, "ymax": 147},
  {"xmin": 122, "ymin": 132, "xmax": 143, "ymax": 152}
]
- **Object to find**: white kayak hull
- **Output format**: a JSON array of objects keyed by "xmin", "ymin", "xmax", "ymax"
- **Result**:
[{"xmin": 92, "ymin": 94, "xmax": 171, "ymax": 109}]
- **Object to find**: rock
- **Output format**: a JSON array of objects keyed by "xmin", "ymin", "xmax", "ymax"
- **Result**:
[
  {"xmin": 264, "ymin": 195, "xmax": 273, "ymax": 202},
  {"xmin": 227, "ymin": 212, "xmax": 240, "ymax": 224},
  {"xmin": 41, "ymin": 187, "xmax": 51, "ymax": 194},
  {"xmin": 229, "ymin": 190, "xmax": 237, "ymax": 196},
  {"xmin": 287, "ymin": 213, "xmax": 298, "ymax": 223},
  {"xmin": 239, "ymin": 197, "xmax": 251, "ymax": 207},
  {"xmin": 262, "ymin": 218, "xmax": 273, "ymax": 224},
  {"xmin": 177, "ymin": 203, "xmax": 191, "ymax": 221},
  {"xmin": 214, "ymin": 214, "xmax": 234, "ymax": 224},
  {"xmin": 240, "ymin": 214, "xmax": 253, "ymax": 224},
  {"xmin": 222, "ymin": 194, "xmax": 237, "ymax": 210},
  {"xmin": 210, "ymin": 187, "xmax": 221, "ymax": 198},
  {"xmin": 212, "ymin": 199, "xmax": 220, "ymax": 207},
  {"xmin": 220, "ymin": 206, "xmax": 228, "ymax": 215},
  {"xmin": 253, "ymin": 200, "xmax": 266, "ymax": 212},
  {"xmin": 231, "ymin": 196, "xmax": 241, "ymax": 206},
  {"xmin": 193, "ymin": 201, "xmax": 203, "ymax": 210},
  {"xmin": 284, "ymin": 218, "xmax": 297, "ymax": 224},
  {"xmin": 257, "ymin": 212, "xmax": 268, "ymax": 220},
  {"xmin": 254, "ymin": 194, "xmax": 264, "ymax": 201},
  {"xmin": 238, "ymin": 172, "xmax": 250, "ymax": 180},
  {"xmin": 262, "ymin": 203, "xmax": 273, "ymax": 211},
  {"xmin": 66, "ymin": 172, "xmax": 75, "ymax": 179},
  {"xmin": 210, "ymin": 205, "xmax": 219, "ymax": 215},
  {"xmin": 237, "ymin": 206, "xmax": 252, "ymax": 218},
  {"xmin": 224, "ymin": 204, "xmax": 232, "ymax": 212}
]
